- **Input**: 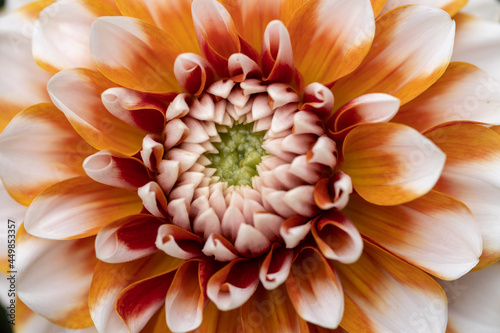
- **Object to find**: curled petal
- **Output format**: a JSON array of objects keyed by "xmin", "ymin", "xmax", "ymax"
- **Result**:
[
  {"xmin": 267, "ymin": 83, "xmax": 299, "ymax": 109},
  {"xmin": 25, "ymin": 176, "xmax": 143, "ymax": 239},
  {"xmin": 165, "ymin": 93, "xmax": 191, "ymax": 120},
  {"xmin": 314, "ymin": 172, "xmax": 353, "ymax": 211},
  {"xmin": 140, "ymin": 135, "xmax": 164, "ymax": 171},
  {"xmin": 164, "ymin": 119, "xmax": 190, "ymax": 150},
  {"xmin": 48, "ymin": 68, "xmax": 146, "ymax": 155},
  {"xmin": 312, "ymin": 211, "xmax": 363, "ymax": 264},
  {"xmin": 156, "ymin": 224, "xmax": 203, "ymax": 259},
  {"xmin": 261, "ymin": 20, "xmax": 294, "ymax": 83},
  {"xmin": 288, "ymin": 0, "xmax": 375, "ymax": 85},
  {"xmin": 306, "ymin": 136, "xmax": 337, "ymax": 168},
  {"xmin": 83, "ymin": 150, "xmax": 151, "ymax": 190},
  {"xmin": 101, "ymin": 87, "xmax": 167, "ymax": 133},
  {"xmin": 228, "ymin": 53, "xmax": 262, "ymax": 82},
  {"xmin": 342, "ymin": 122, "xmax": 446, "ymax": 206},
  {"xmin": 95, "ymin": 214, "xmax": 163, "ymax": 263},
  {"xmin": 207, "ymin": 259, "xmax": 260, "ymax": 310},
  {"xmin": 138, "ymin": 181, "xmax": 168, "ymax": 218},
  {"xmin": 333, "ymin": 5, "xmax": 455, "ymax": 108},
  {"xmin": 280, "ymin": 216, "xmax": 312, "ymax": 249},
  {"xmin": 90, "ymin": 16, "xmax": 181, "ymax": 93},
  {"xmin": 202, "ymin": 233, "xmax": 239, "ymax": 262},
  {"xmin": 234, "ymin": 224, "xmax": 272, "ymax": 257},
  {"xmin": 301, "ymin": 82, "xmax": 335, "ymax": 119},
  {"xmin": 286, "ymin": 247, "xmax": 344, "ymax": 329},
  {"xmin": 174, "ymin": 53, "xmax": 215, "ymax": 96},
  {"xmin": 259, "ymin": 245, "xmax": 293, "ymax": 290}
]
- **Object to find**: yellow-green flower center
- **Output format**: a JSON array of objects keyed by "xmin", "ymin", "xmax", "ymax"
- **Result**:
[{"xmin": 207, "ymin": 123, "xmax": 266, "ymax": 186}]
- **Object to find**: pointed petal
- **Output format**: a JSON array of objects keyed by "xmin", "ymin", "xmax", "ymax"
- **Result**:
[
  {"xmin": 202, "ymin": 233, "xmax": 239, "ymax": 262},
  {"xmin": 207, "ymin": 259, "xmax": 260, "ymax": 310},
  {"xmin": 0, "ymin": 5, "xmax": 51, "ymax": 131},
  {"xmin": 288, "ymin": 0, "xmax": 375, "ymax": 85},
  {"xmin": 336, "ymin": 241, "xmax": 447, "ymax": 333},
  {"xmin": 32, "ymin": 0, "xmax": 118, "ymax": 73},
  {"xmin": 441, "ymin": 263, "xmax": 500, "ymax": 333},
  {"xmin": 234, "ymin": 223, "xmax": 272, "ymax": 257},
  {"xmin": 165, "ymin": 260, "xmax": 206, "ymax": 332},
  {"xmin": 90, "ymin": 16, "xmax": 181, "ymax": 93},
  {"xmin": 312, "ymin": 211, "xmax": 363, "ymax": 264},
  {"xmin": 115, "ymin": 0, "xmax": 200, "ymax": 53},
  {"xmin": 393, "ymin": 62, "xmax": 500, "ymax": 131},
  {"xmin": 89, "ymin": 253, "xmax": 182, "ymax": 333},
  {"xmin": 342, "ymin": 122, "xmax": 446, "ymax": 206},
  {"xmin": 286, "ymin": 247, "xmax": 344, "ymax": 329},
  {"xmin": 344, "ymin": 192, "xmax": 482, "ymax": 280},
  {"xmin": 18, "ymin": 228, "xmax": 97, "ymax": 328},
  {"xmin": 48, "ymin": 68, "xmax": 146, "ymax": 155},
  {"xmin": 452, "ymin": 13, "xmax": 500, "ymax": 80},
  {"xmin": 425, "ymin": 123, "xmax": 500, "ymax": 269},
  {"xmin": 280, "ymin": 216, "xmax": 312, "ymax": 248},
  {"xmin": 242, "ymin": 285, "xmax": 303, "ymax": 333},
  {"xmin": 117, "ymin": 271, "xmax": 176, "ymax": 333},
  {"xmin": 0, "ymin": 103, "xmax": 95, "ymax": 205},
  {"xmin": 95, "ymin": 214, "xmax": 163, "ymax": 263},
  {"xmin": 24, "ymin": 176, "xmax": 143, "ymax": 239},
  {"xmin": 83, "ymin": 150, "xmax": 151, "ymax": 190},
  {"xmin": 332, "ymin": 5, "xmax": 455, "ymax": 108}
]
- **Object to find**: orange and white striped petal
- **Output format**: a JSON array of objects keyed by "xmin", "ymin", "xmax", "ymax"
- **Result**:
[
  {"xmin": 344, "ymin": 192, "xmax": 482, "ymax": 280},
  {"xmin": 336, "ymin": 242, "xmax": 447, "ymax": 333},
  {"xmin": 380, "ymin": 0, "xmax": 468, "ymax": 16},
  {"xmin": 440, "ymin": 263, "xmax": 500, "ymax": 333},
  {"xmin": 0, "ymin": 103, "xmax": 95, "ymax": 205},
  {"xmin": 241, "ymin": 285, "xmax": 306, "ymax": 333},
  {"xmin": 287, "ymin": 0, "xmax": 375, "ymax": 86},
  {"xmin": 342, "ymin": 122, "xmax": 446, "ymax": 206},
  {"xmin": 95, "ymin": 214, "xmax": 163, "ymax": 263},
  {"xmin": 393, "ymin": 62, "xmax": 500, "ymax": 131},
  {"xmin": 286, "ymin": 247, "xmax": 344, "ymax": 329},
  {"xmin": 89, "ymin": 253, "xmax": 182, "ymax": 333},
  {"xmin": 32, "ymin": 0, "xmax": 119, "ymax": 73},
  {"xmin": 115, "ymin": 0, "xmax": 200, "ymax": 54},
  {"xmin": 48, "ymin": 68, "xmax": 147, "ymax": 155},
  {"xmin": 90, "ymin": 16, "xmax": 181, "ymax": 93},
  {"xmin": 452, "ymin": 13, "xmax": 500, "ymax": 80},
  {"xmin": 0, "ymin": 0, "xmax": 52, "ymax": 132},
  {"xmin": 332, "ymin": 5, "xmax": 455, "ymax": 108},
  {"xmin": 24, "ymin": 176, "xmax": 143, "ymax": 239},
  {"xmin": 426, "ymin": 123, "xmax": 500, "ymax": 269},
  {"xmin": 17, "ymin": 227, "xmax": 97, "ymax": 328}
]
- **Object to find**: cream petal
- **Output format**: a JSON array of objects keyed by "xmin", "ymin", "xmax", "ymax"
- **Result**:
[
  {"xmin": 25, "ymin": 176, "xmax": 143, "ymax": 239},
  {"xmin": 202, "ymin": 233, "xmax": 239, "ymax": 262},
  {"xmin": 138, "ymin": 181, "xmax": 168, "ymax": 218},
  {"xmin": 280, "ymin": 216, "xmax": 312, "ymax": 248},
  {"xmin": 283, "ymin": 185, "xmax": 317, "ymax": 217},
  {"xmin": 267, "ymin": 83, "xmax": 299, "ymax": 109},
  {"xmin": 301, "ymin": 82, "xmax": 335, "ymax": 119},
  {"xmin": 234, "ymin": 223, "xmax": 272, "ymax": 257},
  {"xmin": 140, "ymin": 135, "xmax": 164, "ymax": 171},
  {"xmin": 261, "ymin": 20, "xmax": 294, "ymax": 83},
  {"xmin": 381, "ymin": 0, "xmax": 468, "ymax": 16},
  {"xmin": 155, "ymin": 224, "xmax": 203, "ymax": 259},
  {"xmin": 228, "ymin": 53, "xmax": 262, "ymax": 82},
  {"xmin": 259, "ymin": 245, "xmax": 293, "ymax": 290},
  {"xmin": 314, "ymin": 172, "xmax": 353, "ymax": 211},
  {"xmin": 167, "ymin": 198, "xmax": 191, "ymax": 230},
  {"xmin": 174, "ymin": 52, "xmax": 215, "ymax": 95}
]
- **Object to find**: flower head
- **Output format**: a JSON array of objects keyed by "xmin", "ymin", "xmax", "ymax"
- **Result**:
[{"xmin": 2, "ymin": 0, "xmax": 500, "ymax": 332}]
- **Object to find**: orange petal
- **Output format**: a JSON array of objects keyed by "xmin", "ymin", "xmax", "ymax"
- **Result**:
[
  {"xmin": 336, "ymin": 241, "xmax": 447, "ymax": 332},
  {"xmin": 342, "ymin": 122, "xmax": 446, "ymax": 206},
  {"xmin": 370, "ymin": 0, "xmax": 386, "ymax": 16},
  {"xmin": 344, "ymin": 192, "xmax": 482, "ymax": 280},
  {"xmin": 287, "ymin": 0, "xmax": 375, "ymax": 86},
  {"xmin": 32, "ymin": 0, "xmax": 119, "ymax": 73},
  {"xmin": 24, "ymin": 176, "xmax": 143, "ymax": 239},
  {"xmin": 117, "ymin": 271, "xmax": 176, "ymax": 333},
  {"xmin": 393, "ymin": 62, "xmax": 500, "ymax": 131},
  {"xmin": 452, "ymin": 13, "xmax": 500, "ymax": 81},
  {"xmin": 95, "ymin": 214, "xmax": 163, "ymax": 263},
  {"xmin": 380, "ymin": 0, "xmax": 467, "ymax": 16},
  {"xmin": 115, "ymin": 0, "xmax": 200, "ymax": 54},
  {"xmin": 191, "ymin": 301, "xmax": 243, "ymax": 333},
  {"xmin": 17, "ymin": 228, "xmax": 97, "ymax": 328},
  {"xmin": 47, "ymin": 68, "xmax": 147, "ymax": 155},
  {"xmin": 332, "ymin": 5, "xmax": 455, "ymax": 109},
  {"xmin": 0, "ymin": 103, "xmax": 95, "ymax": 205},
  {"xmin": 286, "ymin": 247, "xmax": 343, "ymax": 329},
  {"xmin": 89, "ymin": 253, "xmax": 182, "ymax": 332},
  {"xmin": 241, "ymin": 285, "xmax": 303, "ymax": 333},
  {"xmin": 0, "ymin": 2, "xmax": 52, "ymax": 132},
  {"xmin": 90, "ymin": 16, "xmax": 181, "ymax": 93},
  {"xmin": 425, "ymin": 123, "xmax": 500, "ymax": 269}
]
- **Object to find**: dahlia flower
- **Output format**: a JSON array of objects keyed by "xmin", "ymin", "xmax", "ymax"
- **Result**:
[{"xmin": 1, "ymin": 0, "xmax": 500, "ymax": 332}]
